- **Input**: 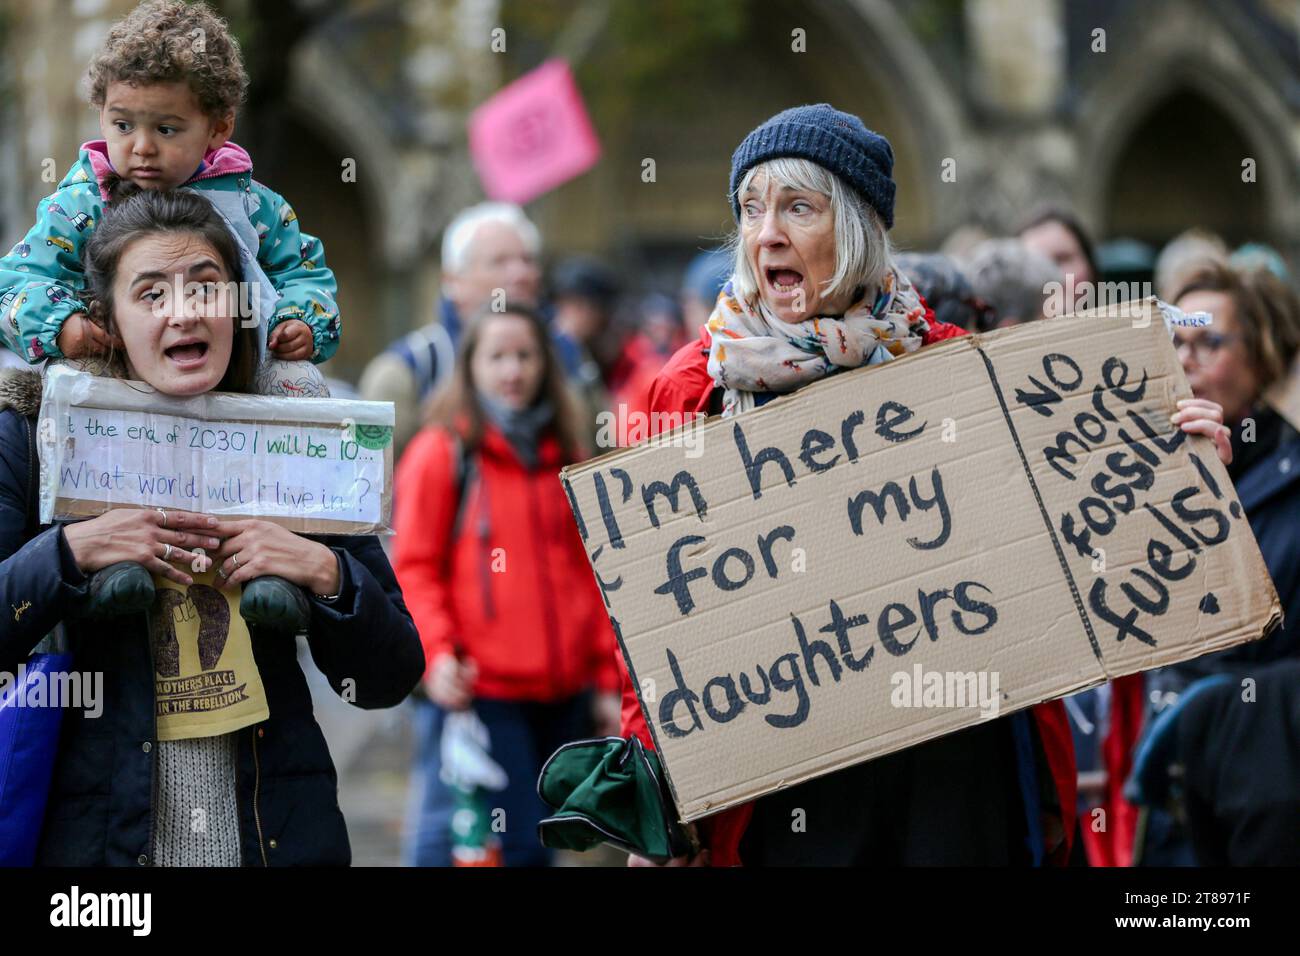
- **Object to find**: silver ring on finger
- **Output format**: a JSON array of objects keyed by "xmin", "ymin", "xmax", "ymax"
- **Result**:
[
  {"xmin": 162, "ymin": 543, "xmax": 173, "ymax": 562},
  {"xmin": 231, "ymin": 554, "xmax": 240, "ymax": 570},
  {"xmin": 156, "ymin": 508, "xmax": 169, "ymax": 528}
]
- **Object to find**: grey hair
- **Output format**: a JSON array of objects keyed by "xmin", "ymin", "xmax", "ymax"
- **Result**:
[
  {"xmin": 440, "ymin": 201, "xmax": 541, "ymax": 273},
  {"xmin": 965, "ymin": 239, "xmax": 1063, "ymax": 329},
  {"xmin": 1153, "ymin": 228, "xmax": 1229, "ymax": 301},
  {"xmin": 729, "ymin": 157, "xmax": 892, "ymax": 307}
]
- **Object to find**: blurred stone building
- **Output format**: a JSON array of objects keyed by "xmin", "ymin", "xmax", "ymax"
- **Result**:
[{"xmin": 2, "ymin": 0, "xmax": 1297, "ymax": 383}]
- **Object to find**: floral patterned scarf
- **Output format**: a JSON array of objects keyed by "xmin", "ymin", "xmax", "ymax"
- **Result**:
[{"xmin": 705, "ymin": 265, "xmax": 931, "ymax": 417}]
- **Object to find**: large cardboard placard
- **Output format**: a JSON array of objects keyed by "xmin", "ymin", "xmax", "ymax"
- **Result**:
[
  {"xmin": 37, "ymin": 365, "xmax": 395, "ymax": 535},
  {"xmin": 559, "ymin": 300, "xmax": 1282, "ymax": 822}
]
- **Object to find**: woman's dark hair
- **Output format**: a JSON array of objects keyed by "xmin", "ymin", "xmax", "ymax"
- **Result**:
[
  {"xmin": 425, "ymin": 301, "xmax": 587, "ymax": 462},
  {"xmin": 894, "ymin": 251, "xmax": 991, "ymax": 331},
  {"xmin": 1016, "ymin": 205, "xmax": 1099, "ymax": 283},
  {"xmin": 1173, "ymin": 262, "xmax": 1300, "ymax": 396},
  {"xmin": 82, "ymin": 187, "xmax": 259, "ymax": 393}
]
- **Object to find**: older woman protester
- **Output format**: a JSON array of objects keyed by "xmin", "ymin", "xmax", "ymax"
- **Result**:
[
  {"xmin": 613, "ymin": 104, "xmax": 1233, "ymax": 867},
  {"xmin": 0, "ymin": 189, "xmax": 424, "ymax": 866}
]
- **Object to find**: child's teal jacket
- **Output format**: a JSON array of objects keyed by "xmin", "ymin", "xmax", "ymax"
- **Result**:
[{"xmin": 0, "ymin": 141, "xmax": 339, "ymax": 364}]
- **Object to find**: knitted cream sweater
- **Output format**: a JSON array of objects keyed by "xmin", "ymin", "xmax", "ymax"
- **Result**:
[{"xmin": 152, "ymin": 733, "xmax": 242, "ymax": 866}]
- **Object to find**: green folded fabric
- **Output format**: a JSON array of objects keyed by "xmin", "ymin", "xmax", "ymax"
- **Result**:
[{"xmin": 536, "ymin": 735, "xmax": 693, "ymax": 862}]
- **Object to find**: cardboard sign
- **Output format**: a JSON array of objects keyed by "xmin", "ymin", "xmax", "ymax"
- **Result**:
[
  {"xmin": 37, "ymin": 366, "xmax": 394, "ymax": 535},
  {"xmin": 559, "ymin": 300, "xmax": 1282, "ymax": 822},
  {"xmin": 468, "ymin": 59, "xmax": 602, "ymax": 205}
]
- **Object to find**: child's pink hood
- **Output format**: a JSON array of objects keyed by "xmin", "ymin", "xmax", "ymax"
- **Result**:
[{"xmin": 80, "ymin": 140, "xmax": 254, "ymax": 202}]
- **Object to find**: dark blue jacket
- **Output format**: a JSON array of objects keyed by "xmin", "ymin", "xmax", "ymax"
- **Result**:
[
  {"xmin": 1171, "ymin": 406, "xmax": 1300, "ymax": 678},
  {"xmin": 0, "ymin": 370, "xmax": 425, "ymax": 866}
]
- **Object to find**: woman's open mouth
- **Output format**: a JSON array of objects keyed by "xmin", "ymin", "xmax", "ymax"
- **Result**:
[
  {"xmin": 164, "ymin": 341, "xmax": 209, "ymax": 369},
  {"xmin": 765, "ymin": 267, "xmax": 804, "ymax": 297}
]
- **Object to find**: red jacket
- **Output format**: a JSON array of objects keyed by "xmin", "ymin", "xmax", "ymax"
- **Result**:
[
  {"xmin": 620, "ymin": 319, "xmax": 1079, "ymax": 865},
  {"xmin": 1079, "ymin": 674, "xmax": 1143, "ymax": 866},
  {"xmin": 394, "ymin": 423, "xmax": 620, "ymax": 701}
]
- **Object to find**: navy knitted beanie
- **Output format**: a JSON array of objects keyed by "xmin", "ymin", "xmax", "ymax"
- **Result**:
[{"xmin": 729, "ymin": 104, "xmax": 896, "ymax": 229}]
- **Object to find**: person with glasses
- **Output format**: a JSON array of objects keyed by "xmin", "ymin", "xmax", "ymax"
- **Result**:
[{"xmin": 1135, "ymin": 261, "xmax": 1300, "ymax": 864}]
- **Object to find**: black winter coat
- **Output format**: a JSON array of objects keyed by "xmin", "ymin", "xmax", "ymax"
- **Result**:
[
  {"xmin": 0, "ymin": 370, "xmax": 424, "ymax": 866},
  {"xmin": 1169, "ymin": 404, "xmax": 1300, "ymax": 679}
]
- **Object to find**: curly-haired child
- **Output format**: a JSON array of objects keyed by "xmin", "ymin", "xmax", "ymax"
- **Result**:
[{"xmin": 0, "ymin": 0, "xmax": 343, "ymax": 629}]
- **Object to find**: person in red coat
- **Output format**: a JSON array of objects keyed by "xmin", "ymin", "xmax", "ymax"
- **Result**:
[
  {"xmin": 394, "ymin": 301, "xmax": 621, "ymax": 866},
  {"xmin": 619, "ymin": 105, "xmax": 1232, "ymax": 867}
]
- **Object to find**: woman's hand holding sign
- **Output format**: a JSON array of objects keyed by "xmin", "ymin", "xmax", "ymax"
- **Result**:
[
  {"xmin": 63, "ymin": 507, "xmax": 224, "ymax": 586},
  {"xmin": 210, "ymin": 517, "xmax": 340, "ymax": 595},
  {"xmin": 1172, "ymin": 398, "xmax": 1232, "ymax": 466}
]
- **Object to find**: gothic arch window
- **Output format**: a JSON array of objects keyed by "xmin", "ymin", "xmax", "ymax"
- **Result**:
[{"xmin": 1103, "ymin": 88, "xmax": 1267, "ymax": 249}]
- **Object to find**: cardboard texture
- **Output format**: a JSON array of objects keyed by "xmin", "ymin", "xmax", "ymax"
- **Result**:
[
  {"xmin": 37, "ymin": 365, "xmax": 395, "ymax": 536},
  {"xmin": 559, "ymin": 300, "xmax": 1282, "ymax": 822}
]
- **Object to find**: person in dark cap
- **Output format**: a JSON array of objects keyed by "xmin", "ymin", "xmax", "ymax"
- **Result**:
[
  {"xmin": 551, "ymin": 256, "xmax": 621, "ymax": 358},
  {"xmin": 549, "ymin": 256, "xmax": 622, "ymax": 448},
  {"xmin": 680, "ymin": 247, "xmax": 733, "ymax": 341}
]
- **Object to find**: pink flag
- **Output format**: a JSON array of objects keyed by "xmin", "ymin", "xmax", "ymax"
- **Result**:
[{"xmin": 468, "ymin": 59, "xmax": 602, "ymax": 205}]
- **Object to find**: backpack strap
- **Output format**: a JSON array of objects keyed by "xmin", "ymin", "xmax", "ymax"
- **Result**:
[
  {"xmin": 449, "ymin": 433, "xmax": 479, "ymax": 541},
  {"xmin": 425, "ymin": 323, "xmax": 455, "ymax": 398},
  {"xmin": 394, "ymin": 323, "xmax": 456, "ymax": 403},
  {"xmin": 446, "ymin": 432, "xmax": 494, "ymax": 623}
]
